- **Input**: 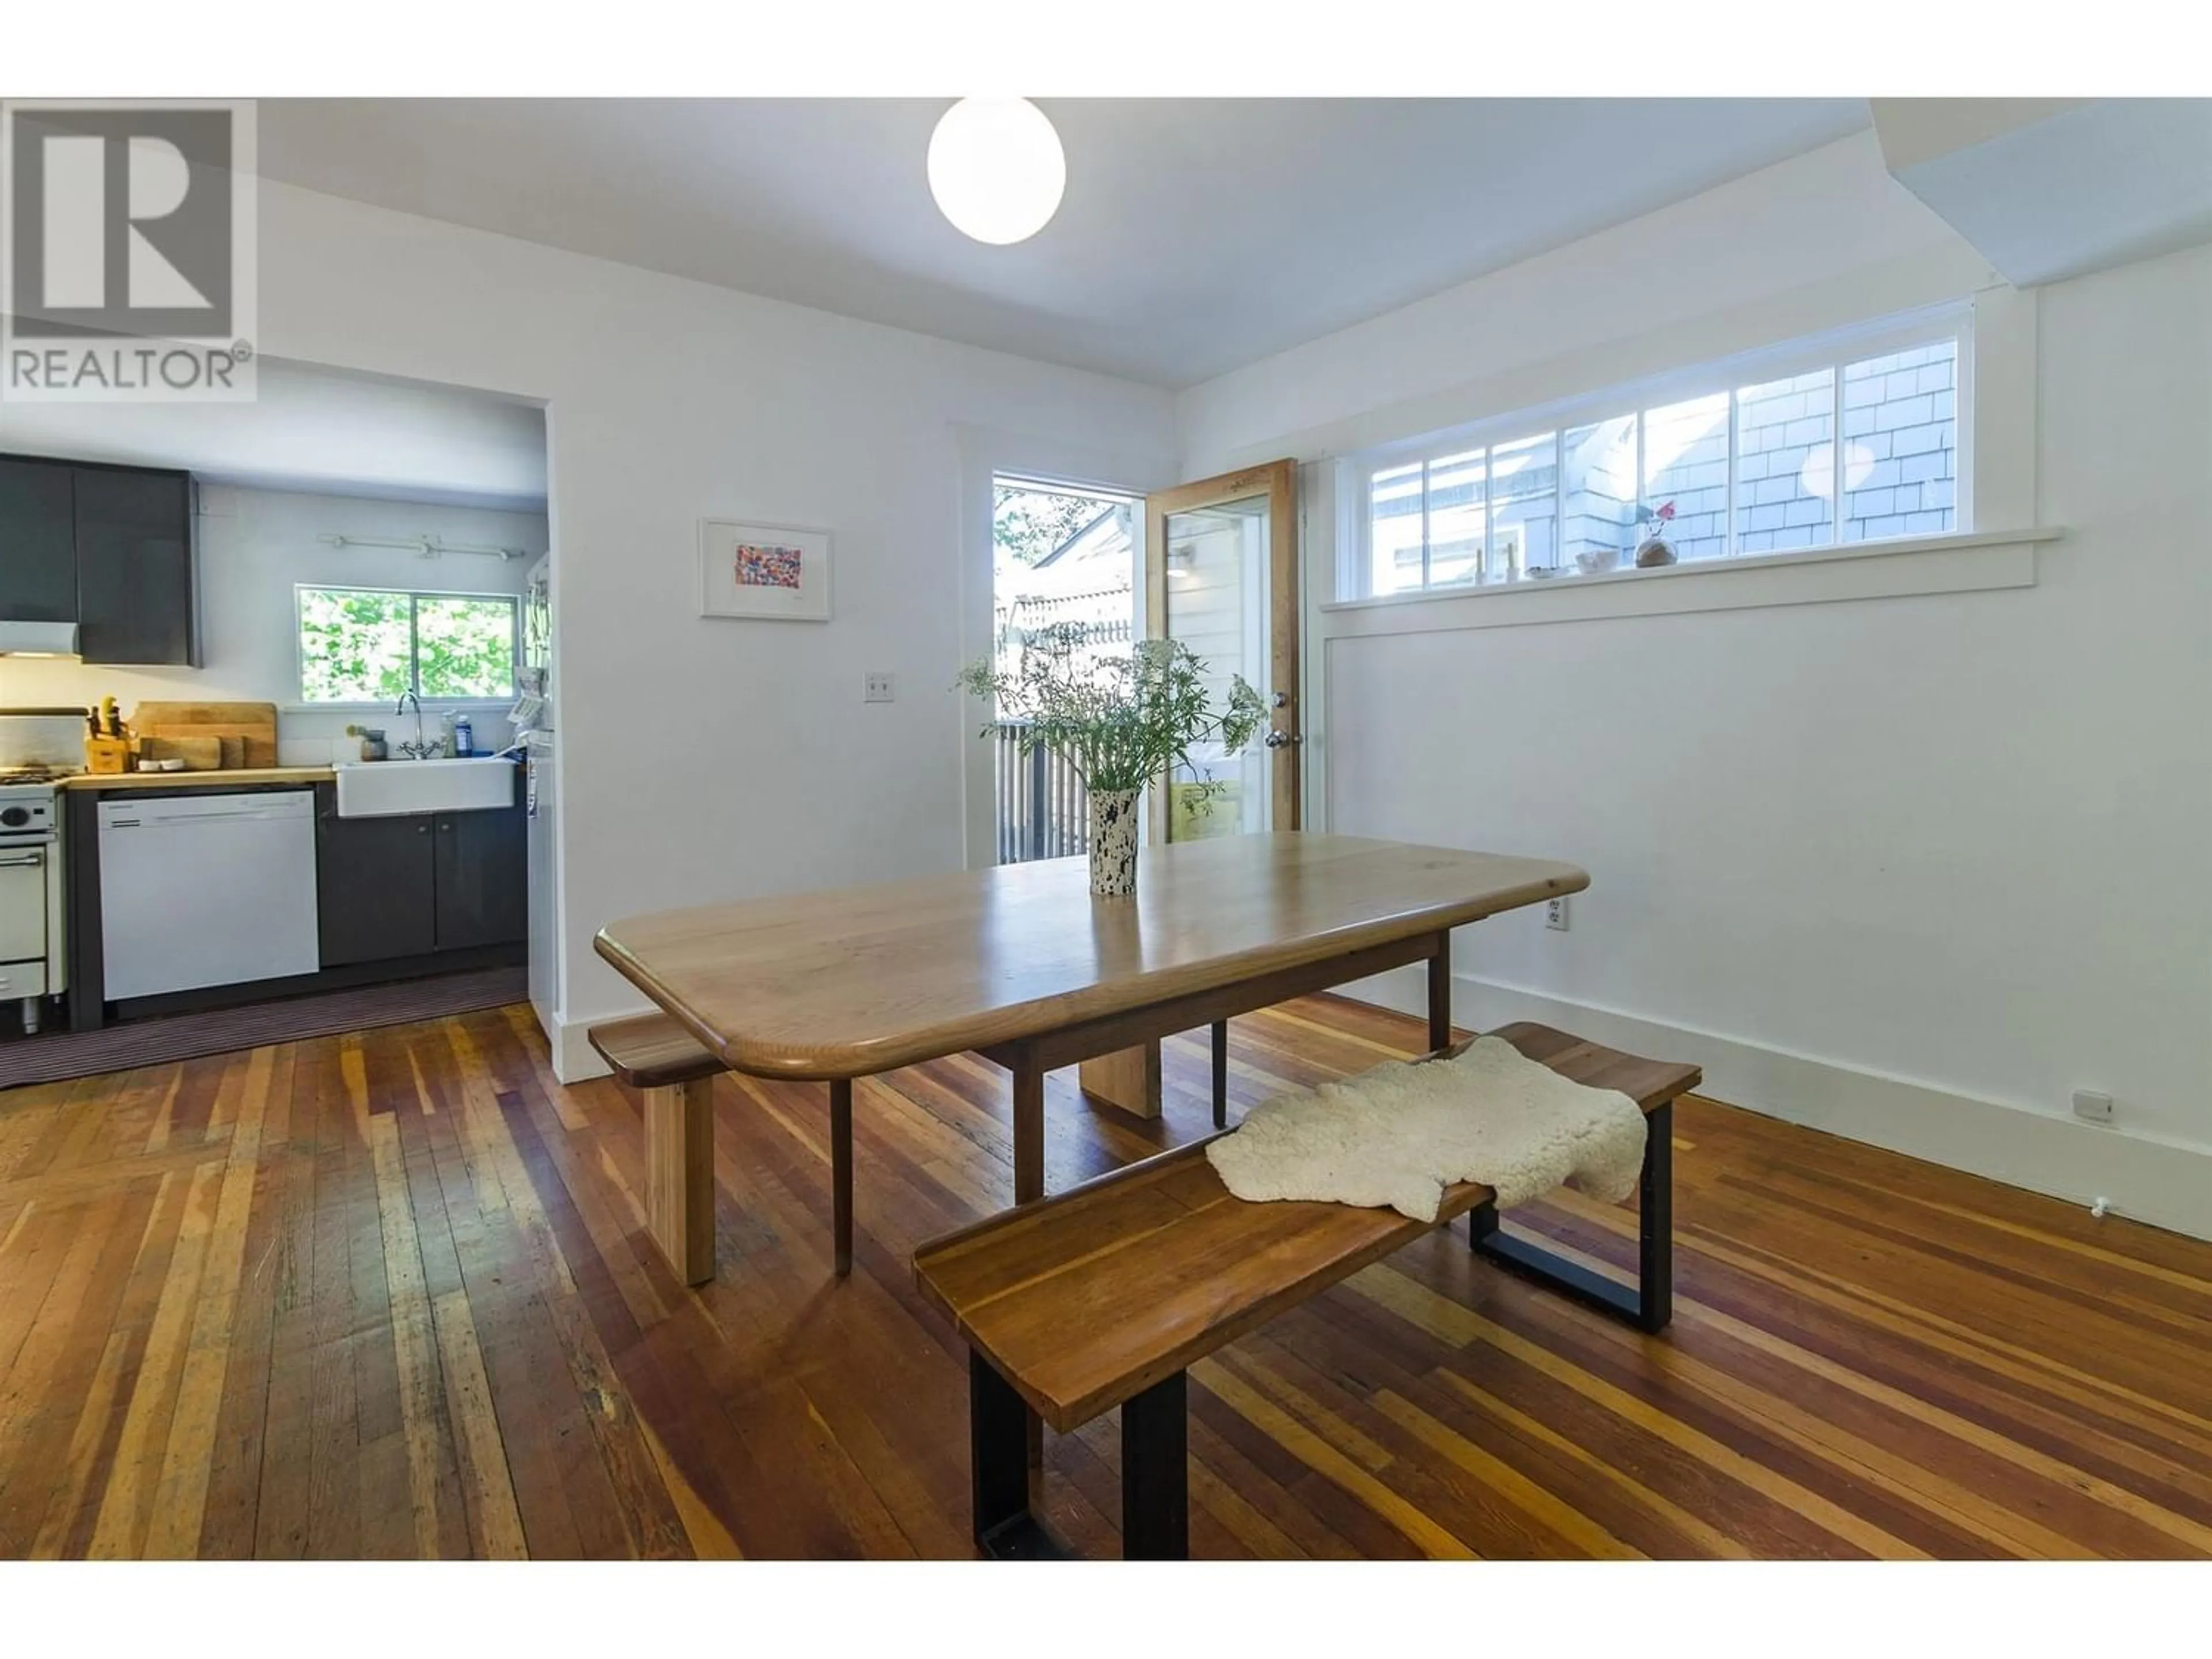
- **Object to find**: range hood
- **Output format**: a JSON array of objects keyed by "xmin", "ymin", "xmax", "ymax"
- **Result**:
[{"xmin": 0, "ymin": 620, "xmax": 81, "ymax": 657}]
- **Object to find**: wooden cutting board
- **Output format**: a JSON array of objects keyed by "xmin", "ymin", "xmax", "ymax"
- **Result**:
[
  {"xmin": 131, "ymin": 701, "xmax": 279, "ymax": 770},
  {"xmin": 139, "ymin": 735, "xmax": 225, "ymax": 771}
]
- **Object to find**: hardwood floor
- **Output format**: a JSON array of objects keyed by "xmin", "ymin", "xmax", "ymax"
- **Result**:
[{"xmin": 1, "ymin": 994, "xmax": 2207, "ymax": 1559}]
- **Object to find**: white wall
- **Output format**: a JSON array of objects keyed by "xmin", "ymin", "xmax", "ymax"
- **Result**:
[
  {"xmin": 1179, "ymin": 133, "xmax": 2212, "ymax": 1238},
  {"xmin": 0, "ymin": 484, "xmax": 545, "ymax": 757},
  {"xmin": 241, "ymin": 180, "xmax": 1178, "ymax": 1069}
]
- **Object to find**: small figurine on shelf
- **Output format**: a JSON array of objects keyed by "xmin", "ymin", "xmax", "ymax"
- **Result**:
[{"xmin": 1634, "ymin": 500, "xmax": 1678, "ymax": 567}]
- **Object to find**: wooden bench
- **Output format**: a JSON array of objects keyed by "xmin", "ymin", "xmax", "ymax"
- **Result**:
[
  {"xmin": 912, "ymin": 1022, "xmax": 1699, "ymax": 1559},
  {"xmin": 588, "ymin": 1012, "xmax": 859, "ymax": 1285}
]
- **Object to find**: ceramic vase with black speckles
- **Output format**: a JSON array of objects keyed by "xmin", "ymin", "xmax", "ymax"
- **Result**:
[{"xmin": 1087, "ymin": 788, "xmax": 1140, "ymax": 897}]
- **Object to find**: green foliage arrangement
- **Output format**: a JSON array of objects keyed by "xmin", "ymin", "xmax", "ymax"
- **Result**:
[
  {"xmin": 993, "ymin": 484, "xmax": 1107, "ymax": 567},
  {"xmin": 957, "ymin": 622, "xmax": 1267, "ymax": 798}
]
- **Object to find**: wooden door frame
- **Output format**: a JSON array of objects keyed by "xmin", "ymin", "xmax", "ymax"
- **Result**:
[{"xmin": 1143, "ymin": 459, "xmax": 1301, "ymax": 844}]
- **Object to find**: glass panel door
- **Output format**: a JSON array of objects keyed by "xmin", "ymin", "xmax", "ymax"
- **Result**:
[{"xmin": 1143, "ymin": 459, "xmax": 1301, "ymax": 842}]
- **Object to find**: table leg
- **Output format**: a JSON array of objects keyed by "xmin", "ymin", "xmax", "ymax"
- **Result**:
[
  {"xmin": 1210, "ymin": 1020, "xmax": 1229, "ymax": 1130},
  {"xmin": 830, "ymin": 1078, "xmax": 854, "ymax": 1278},
  {"xmin": 643, "ymin": 1077, "xmax": 715, "ymax": 1286},
  {"xmin": 1078, "ymin": 1042, "xmax": 1161, "ymax": 1119},
  {"xmin": 1006, "ymin": 1047, "xmax": 1048, "ymax": 1483},
  {"xmin": 1012, "ymin": 1054, "xmax": 1045, "ymax": 1206},
  {"xmin": 1429, "ymin": 929, "xmax": 1453, "ymax": 1052}
]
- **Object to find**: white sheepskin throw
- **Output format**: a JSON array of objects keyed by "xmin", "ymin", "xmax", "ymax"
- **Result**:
[{"xmin": 1206, "ymin": 1036, "xmax": 1647, "ymax": 1224}]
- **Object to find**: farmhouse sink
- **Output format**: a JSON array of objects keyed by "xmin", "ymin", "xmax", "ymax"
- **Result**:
[{"xmin": 334, "ymin": 757, "xmax": 515, "ymax": 819}]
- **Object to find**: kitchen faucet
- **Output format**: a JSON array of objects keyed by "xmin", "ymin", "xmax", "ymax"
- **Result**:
[{"xmin": 393, "ymin": 690, "xmax": 437, "ymax": 759}]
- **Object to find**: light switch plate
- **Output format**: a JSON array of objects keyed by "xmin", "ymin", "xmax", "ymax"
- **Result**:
[{"xmin": 863, "ymin": 672, "xmax": 895, "ymax": 704}]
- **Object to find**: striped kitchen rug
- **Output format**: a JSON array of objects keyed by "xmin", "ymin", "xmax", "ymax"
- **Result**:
[{"xmin": 0, "ymin": 965, "xmax": 530, "ymax": 1090}]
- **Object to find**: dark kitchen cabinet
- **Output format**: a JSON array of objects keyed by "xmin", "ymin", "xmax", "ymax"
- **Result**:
[
  {"xmin": 317, "ymin": 810, "xmax": 438, "ymax": 966},
  {"xmin": 315, "ymin": 772, "xmax": 525, "ymax": 968},
  {"xmin": 0, "ymin": 450, "xmax": 196, "ymax": 665},
  {"xmin": 0, "ymin": 457, "xmax": 77, "ymax": 622},
  {"xmin": 73, "ymin": 465, "xmax": 198, "ymax": 665},
  {"xmin": 433, "ymin": 806, "xmax": 528, "ymax": 951}
]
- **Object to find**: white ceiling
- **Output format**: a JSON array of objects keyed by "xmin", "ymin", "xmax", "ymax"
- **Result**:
[
  {"xmin": 0, "ymin": 359, "xmax": 547, "ymax": 510},
  {"xmin": 256, "ymin": 99, "xmax": 1872, "ymax": 388},
  {"xmin": 1873, "ymin": 98, "xmax": 2212, "ymax": 287}
]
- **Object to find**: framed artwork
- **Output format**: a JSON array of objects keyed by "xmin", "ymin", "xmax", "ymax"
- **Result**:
[{"xmin": 699, "ymin": 519, "xmax": 832, "ymax": 622}]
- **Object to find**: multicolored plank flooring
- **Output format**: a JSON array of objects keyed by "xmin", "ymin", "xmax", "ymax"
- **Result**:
[{"xmin": 1, "ymin": 995, "xmax": 2207, "ymax": 1558}]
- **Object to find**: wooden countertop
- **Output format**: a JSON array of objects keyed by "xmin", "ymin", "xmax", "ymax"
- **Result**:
[
  {"xmin": 62, "ymin": 766, "xmax": 335, "ymax": 790},
  {"xmin": 596, "ymin": 833, "xmax": 1589, "ymax": 1082}
]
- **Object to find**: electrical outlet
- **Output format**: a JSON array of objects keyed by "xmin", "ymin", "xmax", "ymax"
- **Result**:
[
  {"xmin": 2071, "ymin": 1089, "xmax": 2114, "ymax": 1125},
  {"xmin": 863, "ymin": 672, "xmax": 895, "ymax": 704},
  {"xmin": 1546, "ymin": 896, "xmax": 1570, "ymax": 931}
]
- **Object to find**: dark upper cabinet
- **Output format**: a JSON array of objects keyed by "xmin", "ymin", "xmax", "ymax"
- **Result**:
[
  {"xmin": 317, "ymin": 808, "xmax": 438, "ymax": 967},
  {"xmin": 0, "ymin": 457, "xmax": 78, "ymax": 622},
  {"xmin": 433, "ymin": 804, "xmax": 528, "ymax": 951},
  {"xmin": 73, "ymin": 465, "xmax": 198, "ymax": 665}
]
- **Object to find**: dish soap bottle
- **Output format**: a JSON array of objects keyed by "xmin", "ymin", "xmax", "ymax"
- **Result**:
[{"xmin": 453, "ymin": 714, "xmax": 475, "ymax": 758}]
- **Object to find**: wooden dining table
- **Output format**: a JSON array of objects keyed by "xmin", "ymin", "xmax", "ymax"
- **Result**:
[{"xmin": 593, "ymin": 832, "xmax": 1587, "ymax": 1279}]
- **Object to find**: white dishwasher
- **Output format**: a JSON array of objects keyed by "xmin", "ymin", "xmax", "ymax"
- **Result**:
[{"xmin": 99, "ymin": 791, "xmax": 321, "ymax": 1000}]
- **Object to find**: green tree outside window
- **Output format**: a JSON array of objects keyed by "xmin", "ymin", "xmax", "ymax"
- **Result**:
[{"xmin": 298, "ymin": 586, "xmax": 518, "ymax": 703}]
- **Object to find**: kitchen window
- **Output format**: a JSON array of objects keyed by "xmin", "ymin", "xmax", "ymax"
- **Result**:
[
  {"xmin": 1343, "ymin": 309, "xmax": 1969, "ymax": 601},
  {"xmin": 296, "ymin": 585, "xmax": 520, "ymax": 704}
]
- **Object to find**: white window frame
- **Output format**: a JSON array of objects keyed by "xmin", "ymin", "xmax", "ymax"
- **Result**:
[
  {"xmin": 1338, "ymin": 302, "xmax": 1975, "ymax": 603},
  {"xmin": 294, "ymin": 581, "xmax": 524, "ymax": 708}
]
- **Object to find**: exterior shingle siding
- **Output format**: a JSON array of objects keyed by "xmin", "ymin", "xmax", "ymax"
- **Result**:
[
  {"xmin": 1876, "ymin": 394, "xmax": 1934, "ymax": 431},
  {"xmin": 1850, "ymin": 513, "xmax": 1914, "ymax": 540},
  {"xmin": 1366, "ymin": 335, "xmax": 1959, "ymax": 589}
]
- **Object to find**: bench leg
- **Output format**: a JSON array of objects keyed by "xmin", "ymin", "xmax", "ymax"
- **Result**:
[
  {"xmin": 1639, "ymin": 1100, "xmax": 1673, "ymax": 1330},
  {"xmin": 830, "ymin": 1079, "xmax": 854, "ymax": 1278},
  {"xmin": 642, "ymin": 1077, "xmax": 715, "ymax": 1286},
  {"xmin": 968, "ymin": 1351, "xmax": 1066, "ymax": 1559},
  {"xmin": 1210, "ymin": 1021, "xmax": 1229, "ymax": 1130},
  {"xmin": 1120, "ymin": 1370, "xmax": 1190, "ymax": 1560},
  {"xmin": 1471, "ymin": 1099, "xmax": 1674, "ymax": 1334}
]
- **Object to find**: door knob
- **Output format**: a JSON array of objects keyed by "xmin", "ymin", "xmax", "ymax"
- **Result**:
[
  {"xmin": 1264, "ymin": 730, "xmax": 1302, "ymax": 748},
  {"xmin": 1270, "ymin": 691, "xmax": 1291, "ymax": 709}
]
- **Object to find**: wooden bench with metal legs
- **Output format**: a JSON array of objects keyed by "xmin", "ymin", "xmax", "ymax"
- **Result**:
[
  {"xmin": 588, "ymin": 1013, "xmax": 856, "ymax": 1283},
  {"xmin": 913, "ymin": 1022, "xmax": 1696, "ymax": 1559}
]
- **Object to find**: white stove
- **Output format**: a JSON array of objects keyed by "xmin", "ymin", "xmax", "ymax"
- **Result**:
[{"xmin": 0, "ymin": 718, "xmax": 81, "ymax": 1035}]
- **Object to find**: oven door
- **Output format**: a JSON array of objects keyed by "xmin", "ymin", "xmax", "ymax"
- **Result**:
[{"xmin": 0, "ymin": 843, "xmax": 51, "ymax": 965}]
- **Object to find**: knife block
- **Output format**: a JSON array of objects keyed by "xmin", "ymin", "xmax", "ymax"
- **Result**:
[{"xmin": 84, "ymin": 735, "xmax": 132, "ymax": 774}]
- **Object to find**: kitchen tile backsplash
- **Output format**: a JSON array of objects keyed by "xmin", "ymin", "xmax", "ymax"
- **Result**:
[{"xmin": 277, "ymin": 711, "xmax": 517, "ymax": 769}]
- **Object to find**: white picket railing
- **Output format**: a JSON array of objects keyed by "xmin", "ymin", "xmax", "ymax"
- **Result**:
[{"xmin": 993, "ymin": 720, "xmax": 1088, "ymax": 863}]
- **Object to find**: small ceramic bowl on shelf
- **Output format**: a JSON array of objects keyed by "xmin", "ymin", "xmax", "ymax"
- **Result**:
[{"xmin": 1574, "ymin": 551, "xmax": 1615, "ymax": 575}]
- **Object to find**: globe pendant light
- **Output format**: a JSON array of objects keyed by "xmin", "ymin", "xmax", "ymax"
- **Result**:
[{"xmin": 927, "ymin": 97, "xmax": 1066, "ymax": 245}]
